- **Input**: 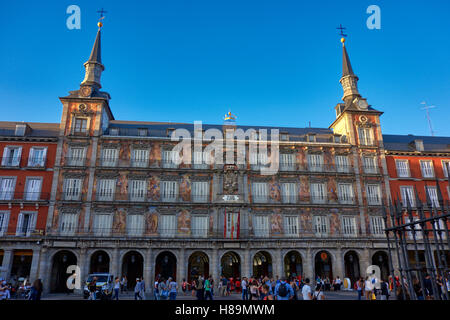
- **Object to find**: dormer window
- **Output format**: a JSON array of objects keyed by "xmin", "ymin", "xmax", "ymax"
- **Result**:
[
  {"xmin": 167, "ymin": 128, "xmax": 175, "ymax": 138},
  {"xmin": 280, "ymin": 133, "xmax": 289, "ymax": 141},
  {"xmin": 15, "ymin": 124, "xmax": 27, "ymax": 136},
  {"xmin": 334, "ymin": 135, "xmax": 341, "ymax": 143},
  {"xmin": 138, "ymin": 128, "xmax": 147, "ymax": 137},
  {"xmin": 308, "ymin": 134, "xmax": 316, "ymax": 143},
  {"xmin": 73, "ymin": 118, "xmax": 88, "ymax": 134},
  {"xmin": 414, "ymin": 139, "xmax": 424, "ymax": 152},
  {"xmin": 109, "ymin": 128, "xmax": 119, "ymax": 136}
]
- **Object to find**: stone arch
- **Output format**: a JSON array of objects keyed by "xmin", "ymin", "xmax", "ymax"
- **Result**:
[
  {"xmin": 372, "ymin": 250, "xmax": 389, "ymax": 281},
  {"xmin": 252, "ymin": 251, "xmax": 273, "ymax": 278},
  {"xmin": 155, "ymin": 251, "xmax": 177, "ymax": 281},
  {"xmin": 49, "ymin": 250, "xmax": 78, "ymax": 293},
  {"xmin": 314, "ymin": 250, "xmax": 333, "ymax": 280},
  {"xmin": 283, "ymin": 250, "xmax": 303, "ymax": 278},
  {"xmin": 121, "ymin": 250, "xmax": 144, "ymax": 290},
  {"xmin": 89, "ymin": 250, "xmax": 111, "ymax": 274},
  {"xmin": 343, "ymin": 250, "xmax": 361, "ymax": 284},
  {"xmin": 187, "ymin": 251, "xmax": 210, "ymax": 282},
  {"xmin": 220, "ymin": 251, "xmax": 241, "ymax": 279}
]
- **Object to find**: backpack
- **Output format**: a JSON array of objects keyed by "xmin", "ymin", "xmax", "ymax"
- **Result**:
[{"xmin": 278, "ymin": 283, "xmax": 288, "ymax": 297}]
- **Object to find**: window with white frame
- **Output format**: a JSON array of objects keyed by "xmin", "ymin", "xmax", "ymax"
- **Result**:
[
  {"xmin": 192, "ymin": 181, "xmax": 209, "ymax": 203},
  {"xmin": 280, "ymin": 153, "xmax": 295, "ymax": 171},
  {"xmin": 28, "ymin": 147, "xmax": 47, "ymax": 167},
  {"xmin": 0, "ymin": 177, "xmax": 15, "ymax": 200},
  {"xmin": 420, "ymin": 160, "xmax": 434, "ymax": 178},
  {"xmin": 363, "ymin": 156, "xmax": 377, "ymax": 174},
  {"xmin": 192, "ymin": 150, "xmax": 208, "ymax": 169},
  {"xmin": 93, "ymin": 213, "xmax": 113, "ymax": 236},
  {"xmin": 426, "ymin": 186, "xmax": 440, "ymax": 208},
  {"xmin": 314, "ymin": 216, "xmax": 329, "ymax": 236},
  {"xmin": 68, "ymin": 147, "xmax": 85, "ymax": 166},
  {"xmin": 281, "ymin": 182, "xmax": 297, "ymax": 203},
  {"xmin": 63, "ymin": 178, "xmax": 82, "ymax": 201},
  {"xmin": 97, "ymin": 179, "xmax": 115, "ymax": 201},
  {"xmin": 250, "ymin": 151, "xmax": 269, "ymax": 170},
  {"xmin": 370, "ymin": 216, "xmax": 385, "ymax": 236},
  {"xmin": 338, "ymin": 183, "xmax": 354, "ymax": 204},
  {"xmin": 442, "ymin": 160, "xmax": 450, "ymax": 178},
  {"xmin": 310, "ymin": 182, "xmax": 326, "ymax": 203},
  {"xmin": 160, "ymin": 215, "xmax": 176, "ymax": 237},
  {"xmin": 132, "ymin": 149, "xmax": 149, "ymax": 168},
  {"xmin": 395, "ymin": 160, "xmax": 410, "ymax": 178},
  {"xmin": 24, "ymin": 178, "xmax": 42, "ymax": 201},
  {"xmin": 433, "ymin": 219, "xmax": 447, "ymax": 240},
  {"xmin": 308, "ymin": 154, "xmax": 324, "ymax": 172},
  {"xmin": 127, "ymin": 214, "xmax": 144, "ymax": 236},
  {"xmin": 367, "ymin": 184, "xmax": 381, "ymax": 205},
  {"xmin": 16, "ymin": 212, "xmax": 37, "ymax": 236},
  {"xmin": 59, "ymin": 212, "xmax": 78, "ymax": 235},
  {"xmin": 191, "ymin": 215, "xmax": 208, "ymax": 237},
  {"xmin": 400, "ymin": 186, "xmax": 415, "ymax": 207},
  {"xmin": 358, "ymin": 127, "xmax": 373, "ymax": 146},
  {"xmin": 162, "ymin": 150, "xmax": 179, "ymax": 168},
  {"xmin": 252, "ymin": 182, "xmax": 268, "ymax": 203},
  {"xmin": 405, "ymin": 217, "xmax": 423, "ymax": 240},
  {"xmin": 342, "ymin": 216, "xmax": 357, "ymax": 236},
  {"xmin": 138, "ymin": 128, "xmax": 147, "ymax": 137},
  {"xmin": 253, "ymin": 215, "xmax": 269, "ymax": 237},
  {"xmin": 161, "ymin": 180, "xmax": 178, "ymax": 202},
  {"xmin": 1, "ymin": 146, "xmax": 22, "ymax": 167},
  {"xmin": 101, "ymin": 148, "xmax": 118, "ymax": 167},
  {"xmin": 129, "ymin": 180, "xmax": 146, "ymax": 201},
  {"xmin": 335, "ymin": 155, "xmax": 349, "ymax": 173},
  {"xmin": 73, "ymin": 117, "xmax": 88, "ymax": 133},
  {"xmin": 0, "ymin": 211, "xmax": 10, "ymax": 236},
  {"xmin": 284, "ymin": 216, "xmax": 299, "ymax": 237}
]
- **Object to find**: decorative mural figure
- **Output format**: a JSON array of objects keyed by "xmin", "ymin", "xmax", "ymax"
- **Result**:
[
  {"xmin": 324, "ymin": 149, "xmax": 333, "ymax": 169},
  {"xmin": 145, "ymin": 207, "xmax": 158, "ymax": 235},
  {"xmin": 178, "ymin": 209, "xmax": 191, "ymax": 234},
  {"xmin": 330, "ymin": 209, "xmax": 339, "ymax": 234},
  {"xmin": 300, "ymin": 210, "xmax": 312, "ymax": 234},
  {"xmin": 271, "ymin": 214, "xmax": 283, "ymax": 235},
  {"xmin": 296, "ymin": 148, "xmax": 305, "ymax": 169},
  {"xmin": 269, "ymin": 178, "xmax": 281, "ymax": 202},
  {"xmin": 111, "ymin": 208, "xmax": 126, "ymax": 235},
  {"xmin": 119, "ymin": 142, "xmax": 130, "ymax": 161},
  {"xmin": 150, "ymin": 142, "xmax": 161, "ymax": 166},
  {"xmin": 179, "ymin": 175, "xmax": 191, "ymax": 201},
  {"xmin": 328, "ymin": 179, "xmax": 338, "ymax": 202},
  {"xmin": 223, "ymin": 164, "xmax": 239, "ymax": 194},
  {"xmin": 147, "ymin": 175, "xmax": 160, "ymax": 201},
  {"xmin": 299, "ymin": 176, "xmax": 309, "ymax": 202}
]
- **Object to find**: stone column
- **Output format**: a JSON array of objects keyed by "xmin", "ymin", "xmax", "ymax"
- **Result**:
[
  {"xmin": 111, "ymin": 248, "xmax": 119, "ymax": 278},
  {"xmin": 274, "ymin": 249, "xmax": 282, "ymax": 279},
  {"xmin": 144, "ymin": 248, "xmax": 153, "ymax": 289},
  {"xmin": 0, "ymin": 249, "xmax": 13, "ymax": 281},
  {"xmin": 29, "ymin": 248, "xmax": 41, "ymax": 282},
  {"xmin": 211, "ymin": 248, "xmax": 219, "ymax": 282},
  {"xmin": 304, "ymin": 248, "xmax": 313, "ymax": 281},
  {"xmin": 334, "ymin": 248, "xmax": 344, "ymax": 279},
  {"xmin": 78, "ymin": 248, "xmax": 88, "ymax": 294},
  {"xmin": 176, "ymin": 248, "xmax": 185, "ymax": 292},
  {"xmin": 361, "ymin": 248, "xmax": 371, "ymax": 277},
  {"xmin": 38, "ymin": 247, "xmax": 50, "ymax": 294},
  {"xmin": 242, "ymin": 249, "xmax": 251, "ymax": 278}
]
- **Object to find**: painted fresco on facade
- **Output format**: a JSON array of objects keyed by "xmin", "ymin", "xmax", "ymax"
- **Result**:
[
  {"xmin": 177, "ymin": 209, "xmax": 191, "ymax": 234},
  {"xmin": 179, "ymin": 175, "xmax": 191, "ymax": 202}
]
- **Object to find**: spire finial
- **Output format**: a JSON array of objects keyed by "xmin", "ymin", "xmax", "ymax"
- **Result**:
[
  {"xmin": 97, "ymin": 8, "xmax": 107, "ymax": 28},
  {"xmin": 337, "ymin": 24, "xmax": 347, "ymax": 46}
]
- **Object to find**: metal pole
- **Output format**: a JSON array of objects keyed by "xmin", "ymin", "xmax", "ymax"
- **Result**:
[
  {"xmin": 383, "ymin": 203, "xmax": 398, "ymax": 299},
  {"xmin": 389, "ymin": 202, "xmax": 407, "ymax": 299}
]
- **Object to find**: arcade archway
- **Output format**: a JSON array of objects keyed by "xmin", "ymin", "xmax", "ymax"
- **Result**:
[
  {"xmin": 89, "ymin": 250, "xmax": 110, "ymax": 274},
  {"xmin": 220, "ymin": 251, "xmax": 241, "ymax": 279},
  {"xmin": 10, "ymin": 250, "xmax": 33, "ymax": 280},
  {"xmin": 315, "ymin": 250, "xmax": 333, "ymax": 280},
  {"xmin": 155, "ymin": 251, "xmax": 177, "ymax": 281},
  {"xmin": 372, "ymin": 251, "xmax": 389, "ymax": 281},
  {"xmin": 50, "ymin": 250, "xmax": 77, "ymax": 293},
  {"xmin": 252, "ymin": 251, "xmax": 272, "ymax": 278},
  {"xmin": 122, "ymin": 251, "xmax": 144, "ymax": 290},
  {"xmin": 188, "ymin": 251, "xmax": 209, "ymax": 282},
  {"xmin": 344, "ymin": 251, "xmax": 360, "ymax": 283},
  {"xmin": 284, "ymin": 251, "xmax": 303, "ymax": 278}
]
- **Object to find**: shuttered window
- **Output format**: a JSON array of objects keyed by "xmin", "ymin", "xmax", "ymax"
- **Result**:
[
  {"xmin": 338, "ymin": 183, "xmax": 353, "ymax": 204},
  {"xmin": 281, "ymin": 183, "xmax": 297, "ymax": 203},
  {"xmin": 252, "ymin": 182, "xmax": 268, "ymax": 203},
  {"xmin": 367, "ymin": 184, "xmax": 381, "ymax": 205},
  {"xmin": 0, "ymin": 211, "xmax": 10, "ymax": 236},
  {"xmin": 314, "ymin": 216, "xmax": 329, "ymax": 236},
  {"xmin": 335, "ymin": 155, "xmax": 349, "ymax": 173},
  {"xmin": 162, "ymin": 150, "xmax": 179, "ymax": 168},
  {"xmin": 420, "ymin": 161, "xmax": 434, "ymax": 178},
  {"xmin": 132, "ymin": 149, "xmax": 149, "ymax": 168},
  {"xmin": 60, "ymin": 213, "xmax": 78, "ymax": 235},
  {"xmin": 426, "ymin": 186, "xmax": 440, "ymax": 208},
  {"xmin": 363, "ymin": 156, "xmax": 377, "ymax": 173},
  {"xmin": 161, "ymin": 181, "xmax": 178, "ymax": 202},
  {"xmin": 63, "ymin": 178, "xmax": 82, "ymax": 200},
  {"xmin": 101, "ymin": 148, "xmax": 118, "ymax": 167},
  {"xmin": 342, "ymin": 216, "xmax": 357, "ymax": 236},
  {"xmin": 68, "ymin": 147, "xmax": 85, "ymax": 166},
  {"xmin": 0, "ymin": 178, "xmax": 15, "ymax": 200},
  {"xmin": 28, "ymin": 147, "xmax": 47, "ymax": 167},
  {"xmin": 358, "ymin": 127, "xmax": 373, "ymax": 146},
  {"xmin": 160, "ymin": 215, "xmax": 176, "ymax": 237},
  {"xmin": 396, "ymin": 160, "xmax": 410, "ymax": 177},
  {"xmin": 16, "ymin": 212, "xmax": 37, "ymax": 236},
  {"xmin": 97, "ymin": 179, "xmax": 115, "ymax": 201},
  {"xmin": 191, "ymin": 216, "xmax": 208, "ymax": 237},
  {"xmin": 192, "ymin": 181, "xmax": 209, "ymax": 203},
  {"xmin": 370, "ymin": 216, "xmax": 385, "ymax": 236},
  {"xmin": 308, "ymin": 154, "xmax": 323, "ymax": 172},
  {"xmin": 284, "ymin": 216, "xmax": 299, "ymax": 237},
  {"xmin": 127, "ymin": 214, "xmax": 144, "ymax": 236},
  {"xmin": 129, "ymin": 180, "xmax": 146, "ymax": 201},
  {"xmin": 310, "ymin": 182, "xmax": 326, "ymax": 203},
  {"xmin": 25, "ymin": 178, "xmax": 41, "ymax": 201},
  {"xmin": 400, "ymin": 186, "xmax": 415, "ymax": 207},
  {"xmin": 253, "ymin": 215, "xmax": 269, "ymax": 237},
  {"xmin": 280, "ymin": 153, "xmax": 295, "ymax": 171},
  {"xmin": 93, "ymin": 214, "xmax": 113, "ymax": 236}
]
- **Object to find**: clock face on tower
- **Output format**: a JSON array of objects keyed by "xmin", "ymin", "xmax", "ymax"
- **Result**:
[
  {"xmin": 357, "ymin": 98, "xmax": 368, "ymax": 110},
  {"xmin": 80, "ymin": 86, "xmax": 92, "ymax": 97}
]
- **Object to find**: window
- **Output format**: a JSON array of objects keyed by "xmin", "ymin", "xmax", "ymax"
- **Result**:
[
  {"xmin": 250, "ymin": 152, "xmax": 269, "ymax": 170},
  {"xmin": 73, "ymin": 118, "xmax": 88, "ymax": 133},
  {"xmin": 433, "ymin": 219, "xmax": 447, "ymax": 240},
  {"xmin": 284, "ymin": 216, "xmax": 299, "ymax": 237},
  {"xmin": 191, "ymin": 215, "xmax": 208, "ymax": 237},
  {"xmin": 127, "ymin": 214, "xmax": 144, "ymax": 236},
  {"xmin": 16, "ymin": 212, "xmax": 37, "ymax": 236},
  {"xmin": 138, "ymin": 128, "xmax": 147, "ymax": 136},
  {"xmin": 24, "ymin": 178, "xmax": 42, "ymax": 201},
  {"xmin": 93, "ymin": 214, "xmax": 113, "ymax": 236},
  {"xmin": 63, "ymin": 178, "xmax": 82, "ymax": 201},
  {"xmin": 252, "ymin": 182, "xmax": 268, "ymax": 203},
  {"xmin": 358, "ymin": 127, "xmax": 373, "ymax": 146},
  {"xmin": 162, "ymin": 150, "xmax": 180, "ymax": 168},
  {"xmin": 308, "ymin": 154, "xmax": 324, "ymax": 172},
  {"xmin": 15, "ymin": 124, "xmax": 26, "ymax": 136},
  {"xmin": 109, "ymin": 128, "xmax": 119, "ymax": 136},
  {"xmin": 370, "ymin": 216, "xmax": 385, "ymax": 236},
  {"xmin": 280, "ymin": 153, "xmax": 295, "ymax": 171},
  {"xmin": 129, "ymin": 180, "xmax": 146, "ymax": 202},
  {"xmin": 0, "ymin": 177, "xmax": 15, "ymax": 200},
  {"xmin": 342, "ymin": 216, "xmax": 357, "ymax": 236},
  {"xmin": 420, "ymin": 160, "xmax": 434, "ymax": 178},
  {"xmin": 335, "ymin": 155, "xmax": 349, "ymax": 173},
  {"xmin": 280, "ymin": 133, "xmax": 289, "ymax": 141},
  {"xmin": 400, "ymin": 186, "xmax": 415, "ymax": 207},
  {"xmin": 68, "ymin": 147, "xmax": 85, "ymax": 166},
  {"xmin": 161, "ymin": 181, "xmax": 178, "ymax": 202},
  {"xmin": 160, "ymin": 215, "xmax": 176, "ymax": 237},
  {"xmin": 281, "ymin": 183, "xmax": 297, "ymax": 203},
  {"xmin": 101, "ymin": 148, "xmax": 118, "ymax": 167},
  {"xmin": 367, "ymin": 184, "xmax": 381, "ymax": 205},
  {"xmin": 28, "ymin": 147, "xmax": 47, "ymax": 167},
  {"xmin": 396, "ymin": 160, "xmax": 410, "ymax": 178},
  {"xmin": 405, "ymin": 217, "xmax": 423, "ymax": 240},
  {"xmin": 224, "ymin": 211, "xmax": 239, "ymax": 239},
  {"xmin": 0, "ymin": 211, "xmax": 10, "ymax": 236},
  {"xmin": 363, "ymin": 156, "xmax": 377, "ymax": 174},
  {"xmin": 97, "ymin": 179, "xmax": 115, "ymax": 201},
  {"xmin": 310, "ymin": 182, "xmax": 326, "ymax": 203},
  {"xmin": 131, "ymin": 149, "xmax": 149, "ymax": 168},
  {"xmin": 192, "ymin": 181, "xmax": 209, "ymax": 203},
  {"xmin": 314, "ymin": 216, "xmax": 329, "ymax": 236},
  {"xmin": 338, "ymin": 183, "xmax": 354, "ymax": 204},
  {"xmin": 253, "ymin": 215, "xmax": 269, "ymax": 237},
  {"xmin": 442, "ymin": 160, "xmax": 450, "ymax": 178},
  {"xmin": 60, "ymin": 213, "xmax": 78, "ymax": 235},
  {"xmin": 426, "ymin": 186, "xmax": 440, "ymax": 208},
  {"xmin": 192, "ymin": 150, "xmax": 208, "ymax": 169},
  {"xmin": 308, "ymin": 135, "xmax": 316, "ymax": 142},
  {"xmin": 1, "ymin": 147, "xmax": 22, "ymax": 167}
]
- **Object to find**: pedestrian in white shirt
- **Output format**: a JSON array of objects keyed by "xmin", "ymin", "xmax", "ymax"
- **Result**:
[{"xmin": 301, "ymin": 278, "xmax": 313, "ymax": 300}]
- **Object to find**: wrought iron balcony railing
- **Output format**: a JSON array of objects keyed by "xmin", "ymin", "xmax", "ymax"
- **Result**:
[
  {"xmin": 0, "ymin": 192, "xmax": 50, "ymax": 202},
  {"xmin": 63, "ymin": 156, "xmax": 86, "ymax": 167}
]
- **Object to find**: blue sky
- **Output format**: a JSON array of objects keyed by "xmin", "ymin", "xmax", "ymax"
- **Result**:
[{"xmin": 0, "ymin": 0, "xmax": 449, "ymax": 136}]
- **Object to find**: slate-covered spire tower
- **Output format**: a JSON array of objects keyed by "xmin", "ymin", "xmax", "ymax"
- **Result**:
[
  {"xmin": 340, "ymin": 38, "xmax": 361, "ymax": 103},
  {"xmin": 81, "ymin": 24, "xmax": 104, "ymax": 90}
]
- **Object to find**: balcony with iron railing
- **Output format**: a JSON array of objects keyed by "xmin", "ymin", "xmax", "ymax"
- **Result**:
[
  {"xmin": 362, "ymin": 165, "xmax": 379, "ymax": 174},
  {"xmin": 0, "ymin": 228, "xmax": 45, "ymax": 237},
  {"xmin": 63, "ymin": 156, "xmax": 86, "ymax": 167},
  {"xmin": 0, "ymin": 191, "xmax": 50, "ymax": 202},
  {"xmin": 1, "ymin": 156, "xmax": 21, "ymax": 167}
]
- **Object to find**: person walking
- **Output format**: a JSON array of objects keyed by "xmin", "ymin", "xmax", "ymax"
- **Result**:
[
  {"xmin": 313, "ymin": 284, "xmax": 325, "ymax": 300},
  {"xmin": 364, "ymin": 276, "xmax": 373, "ymax": 300},
  {"xmin": 196, "ymin": 276, "xmax": 205, "ymax": 300},
  {"xmin": 181, "ymin": 279, "xmax": 188, "ymax": 296},
  {"xmin": 88, "ymin": 277, "xmax": 97, "ymax": 300},
  {"xmin": 154, "ymin": 277, "xmax": 160, "ymax": 300},
  {"xmin": 290, "ymin": 278, "xmax": 299, "ymax": 300},
  {"xmin": 356, "ymin": 277, "xmax": 364, "ymax": 300},
  {"xmin": 241, "ymin": 277, "xmax": 248, "ymax": 300},
  {"xmin": 249, "ymin": 280, "xmax": 259, "ymax": 300},
  {"xmin": 29, "ymin": 279, "xmax": 43, "ymax": 300},
  {"xmin": 301, "ymin": 278, "xmax": 313, "ymax": 300},
  {"xmin": 140, "ymin": 277, "xmax": 146, "ymax": 300},
  {"xmin": 262, "ymin": 284, "xmax": 273, "ymax": 300},
  {"xmin": 121, "ymin": 276, "xmax": 127, "ymax": 293},
  {"xmin": 379, "ymin": 279, "xmax": 389, "ymax": 300},
  {"xmin": 113, "ymin": 277, "xmax": 120, "ymax": 300},
  {"xmin": 134, "ymin": 278, "xmax": 142, "ymax": 300},
  {"xmin": 158, "ymin": 277, "xmax": 169, "ymax": 300},
  {"xmin": 168, "ymin": 277, "xmax": 178, "ymax": 300},
  {"xmin": 274, "ymin": 277, "xmax": 294, "ymax": 300},
  {"xmin": 204, "ymin": 276, "xmax": 213, "ymax": 300}
]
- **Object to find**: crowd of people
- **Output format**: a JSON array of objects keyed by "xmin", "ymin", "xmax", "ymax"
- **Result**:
[{"xmin": 0, "ymin": 277, "xmax": 43, "ymax": 300}]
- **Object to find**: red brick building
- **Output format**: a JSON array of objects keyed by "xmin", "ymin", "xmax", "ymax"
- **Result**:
[{"xmin": 0, "ymin": 122, "xmax": 58, "ymax": 282}]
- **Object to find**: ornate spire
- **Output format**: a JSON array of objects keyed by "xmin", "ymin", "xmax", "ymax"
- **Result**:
[
  {"xmin": 81, "ymin": 21, "xmax": 105, "ymax": 90},
  {"xmin": 339, "ymin": 37, "xmax": 360, "ymax": 103}
]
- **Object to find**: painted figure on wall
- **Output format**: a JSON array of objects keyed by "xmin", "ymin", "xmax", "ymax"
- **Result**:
[
  {"xmin": 179, "ymin": 175, "xmax": 191, "ymax": 202},
  {"xmin": 150, "ymin": 142, "xmax": 161, "ymax": 166},
  {"xmin": 328, "ymin": 179, "xmax": 338, "ymax": 202},
  {"xmin": 269, "ymin": 178, "xmax": 281, "ymax": 202},
  {"xmin": 177, "ymin": 209, "xmax": 191, "ymax": 234},
  {"xmin": 145, "ymin": 208, "xmax": 158, "ymax": 235},
  {"xmin": 147, "ymin": 175, "xmax": 160, "ymax": 201},
  {"xmin": 271, "ymin": 214, "xmax": 283, "ymax": 235},
  {"xmin": 112, "ymin": 208, "xmax": 127, "ymax": 235},
  {"xmin": 329, "ymin": 209, "xmax": 339, "ymax": 234},
  {"xmin": 300, "ymin": 210, "xmax": 312, "ymax": 234},
  {"xmin": 296, "ymin": 148, "xmax": 306, "ymax": 169},
  {"xmin": 299, "ymin": 176, "xmax": 309, "ymax": 201}
]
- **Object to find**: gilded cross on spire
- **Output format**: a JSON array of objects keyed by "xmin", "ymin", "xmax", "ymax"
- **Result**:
[
  {"xmin": 336, "ymin": 24, "xmax": 347, "ymax": 44},
  {"xmin": 97, "ymin": 8, "xmax": 107, "ymax": 28}
]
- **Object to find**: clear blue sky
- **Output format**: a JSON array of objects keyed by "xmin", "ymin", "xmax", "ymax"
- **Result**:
[{"xmin": 1, "ymin": 0, "xmax": 449, "ymax": 136}]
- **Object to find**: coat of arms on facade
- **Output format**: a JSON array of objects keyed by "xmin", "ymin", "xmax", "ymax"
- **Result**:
[{"xmin": 223, "ymin": 164, "xmax": 239, "ymax": 195}]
